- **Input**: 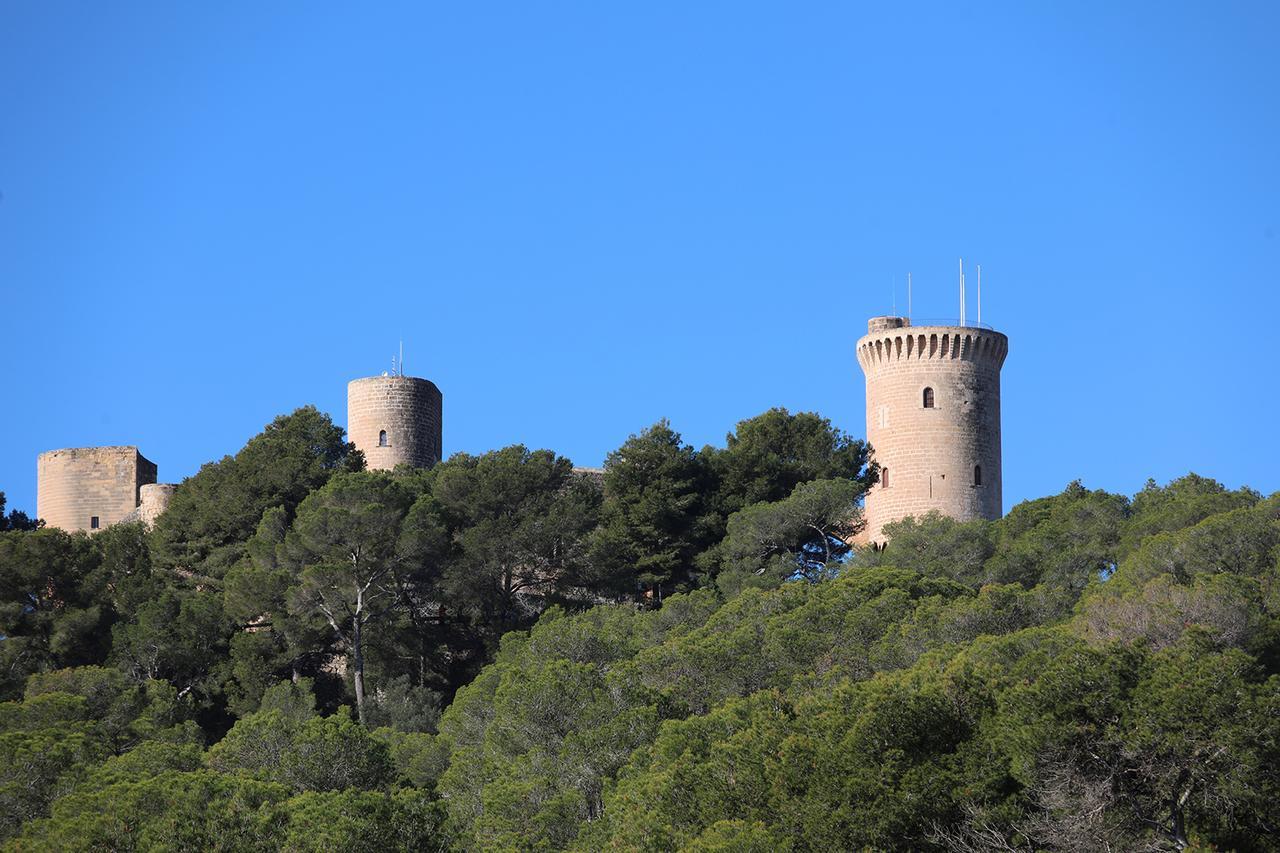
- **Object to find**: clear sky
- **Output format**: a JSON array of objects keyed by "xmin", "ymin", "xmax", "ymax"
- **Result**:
[{"xmin": 2, "ymin": 2, "xmax": 1278, "ymax": 518}]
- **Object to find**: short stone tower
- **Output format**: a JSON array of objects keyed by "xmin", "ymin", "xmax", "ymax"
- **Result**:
[
  {"xmin": 37, "ymin": 446, "xmax": 158, "ymax": 532},
  {"xmin": 856, "ymin": 317, "xmax": 1009, "ymax": 542},
  {"xmin": 138, "ymin": 483, "xmax": 178, "ymax": 526},
  {"xmin": 347, "ymin": 375, "xmax": 443, "ymax": 471}
]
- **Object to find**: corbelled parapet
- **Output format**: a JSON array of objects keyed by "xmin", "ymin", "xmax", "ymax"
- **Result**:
[{"xmin": 856, "ymin": 317, "xmax": 1009, "ymax": 374}]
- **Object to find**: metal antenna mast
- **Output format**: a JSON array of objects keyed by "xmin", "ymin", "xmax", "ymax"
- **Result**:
[
  {"xmin": 977, "ymin": 265, "xmax": 982, "ymax": 326},
  {"xmin": 399, "ymin": 340, "xmax": 404, "ymax": 377},
  {"xmin": 959, "ymin": 257, "xmax": 966, "ymax": 327}
]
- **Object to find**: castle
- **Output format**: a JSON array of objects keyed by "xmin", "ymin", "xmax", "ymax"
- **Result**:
[
  {"xmin": 36, "ymin": 447, "xmax": 167, "ymax": 532},
  {"xmin": 35, "ymin": 373, "xmax": 444, "ymax": 533},
  {"xmin": 36, "ymin": 315, "xmax": 1008, "ymax": 539}
]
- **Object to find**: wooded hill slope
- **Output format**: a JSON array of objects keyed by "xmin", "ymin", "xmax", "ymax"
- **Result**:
[{"xmin": 1, "ymin": 406, "xmax": 1277, "ymax": 851}]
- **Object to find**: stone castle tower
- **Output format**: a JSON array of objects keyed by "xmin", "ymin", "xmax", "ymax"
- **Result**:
[
  {"xmin": 347, "ymin": 375, "xmax": 443, "ymax": 471},
  {"xmin": 34, "ymin": 370, "xmax": 443, "ymax": 530},
  {"xmin": 856, "ymin": 316, "xmax": 1009, "ymax": 542},
  {"xmin": 37, "ymin": 446, "xmax": 160, "ymax": 532}
]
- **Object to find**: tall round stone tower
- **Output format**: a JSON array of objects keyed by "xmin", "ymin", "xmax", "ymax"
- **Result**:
[
  {"xmin": 347, "ymin": 375, "xmax": 443, "ymax": 471},
  {"xmin": 856, "ymin": 316, "xmax": 1009, "ymax": 543}
]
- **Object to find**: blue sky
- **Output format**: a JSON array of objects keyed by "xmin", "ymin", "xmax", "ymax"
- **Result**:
[{"xmin": 2, "ymin": 2, "xmax": 1278, "ymax": 517}]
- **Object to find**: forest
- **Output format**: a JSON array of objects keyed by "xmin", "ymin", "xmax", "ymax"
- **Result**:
[{"xmin": 1, "ymin": 405, "xmax": 1277, "ymax": 851}]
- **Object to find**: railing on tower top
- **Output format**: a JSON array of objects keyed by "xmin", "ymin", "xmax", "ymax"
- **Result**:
[{"xmin": 903, "ymin": 318, "xmax": 996, "ymax": 331}]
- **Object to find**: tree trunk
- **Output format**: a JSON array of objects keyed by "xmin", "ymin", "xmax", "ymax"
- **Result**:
[
  {"xmin": 352, "ymin": 617, "xmax": 367, "ymax": 726},
  {"xmin": 1170, "ymin": 773, "xmax": 1191, "ymax": 850}
]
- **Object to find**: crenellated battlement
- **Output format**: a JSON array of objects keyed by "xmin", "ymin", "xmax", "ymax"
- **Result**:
[{"xmin": 856, "ymin": 320, "xmax": 1008, "ymax": 374}]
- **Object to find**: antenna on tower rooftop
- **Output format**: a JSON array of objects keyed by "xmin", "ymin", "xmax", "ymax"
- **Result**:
[
  {"xmin": 399, "ymin": 340, "xmax": 404, "ymax": 377},
  {"xmin": 977, "ymin": 265, "xmax": 982, "ymax": 326},
  {"xmin": 959, "ymin": 257, "xmax": 967, "ymax": 327}
]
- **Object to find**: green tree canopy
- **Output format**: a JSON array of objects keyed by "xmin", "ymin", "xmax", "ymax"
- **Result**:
[
  {"xmin": 209, "ymin": 707, "xmax": 395, "ymax": 792},
  {"xmin": 0, "ymin": 529, "xmax": 109, "ymax": 698},
  {"xmin": 861, "ymin": 511, "xmax": 996, "ymax": 586},
  {"xmin": 1121, "ymin": 472, "xmax": 1261, "ymax": 557},
  {"xmin": 431, "ymin": 445, "xmax": 601, "ymax": 645},
  {"xmin": 984, "ymin": 480, "xmax": 1130, "ymax": 590},
  {"xmin": 705, "ymin": 407, "xmax": 875, "ymax": 517},
  {"xmin": 150, "ymin": 406, "xmax": 361, "ymax": 580},
  {"xmin": 281, "ymin": 471, "xmax": 414, "ymax": 725},
  {"xmin": 589, "ymin": 420, "xmax": 710, "ymax": 598},
  {"xmin": 0, "ymin": 492, "xmax": 41, "ymax": 532},
  {"xmin": 715, "ymin": 478, "xmax": 866, "ymax": 595}
]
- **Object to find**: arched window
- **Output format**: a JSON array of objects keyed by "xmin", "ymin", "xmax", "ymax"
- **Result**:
[
  {"xmin": 973, "ymin": 465, "xmax": 982, "ymax": 486},
  {"xmin": 881, "ymin": 468, "xmax": 889, "ymax": 489},
  {"xmin": 378, "ymin": 430, "xmax": 389, "ymax": 447},
  {"xmin": 923, "ymin": 387, "xmax": 935, "ymax": 408}
]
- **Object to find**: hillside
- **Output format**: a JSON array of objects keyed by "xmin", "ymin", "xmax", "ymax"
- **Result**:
[{"xmin": 1, "ymin": 407, "xmax": 1277, "ymax": 851}]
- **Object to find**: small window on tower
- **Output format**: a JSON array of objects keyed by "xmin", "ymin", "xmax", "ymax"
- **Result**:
[
  {"xmin": 881, "ymin": 468, "xmax": 889, "ymax": 489},
  {"xmin": 379, "ymin": 430, "xmax": 389, "ymax": 447},
  {"xmin": 923, "ymin": 387, "xmax": 935, "ymax": 408},
  {"xmin": 90, "ymin": 516, "xmax": 100, "ymax": 530},
  {"xmin": 974, "ymin": 465, "xmax": 982, "ymax": 486}
]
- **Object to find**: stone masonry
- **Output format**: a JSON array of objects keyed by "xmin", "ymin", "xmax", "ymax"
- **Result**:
[
  {"xmin": 37, "ymin": 446, "xmax": 158, "ymax": 532},
  {"xmin": 856, "ymin": 316, "xmax": 1009, "ymax": 543},
  {"xmin": 137, "ymin": 483, "xmax": 178, "ymax": 526},
  {"xmin": 347, "ymin": 375, "xmax": 443, "ymax": 471}
]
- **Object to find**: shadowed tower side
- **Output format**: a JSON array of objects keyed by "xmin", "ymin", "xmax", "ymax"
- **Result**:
[
  {"xmin": 347, "ymin": 375, "xmax": 443, "ymax": 471},
  {"xmin": 856, "ymin": 316, "xmax": 1009, "ymax": 543}
]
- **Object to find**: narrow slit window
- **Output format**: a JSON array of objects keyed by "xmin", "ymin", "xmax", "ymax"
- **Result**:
[
  {"xmin": 881, "ymin": 468, "xmax": 889, "ymax": 489},
  {"xmin": 90, "ymin": 516, "xmax": 100, "ymax": 530},
  {"xmin": 379, "ymin": 430, "xmax": 389, "ymax": 447},
  {"xmin": 923, "ymin": 387, "xmax": 935, "ymax": 408},
  {"xmin": 974, "ymin": 465, "xmax": 982, "ymax": 486}
]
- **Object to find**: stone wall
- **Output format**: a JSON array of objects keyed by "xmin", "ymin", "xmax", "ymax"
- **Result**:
[
  {"xmin": 347, "ymin": 375, "xmax": 443, "ymax": 471},
  {"xmin": 856, "ymin": 317, "xmax": 1008, "ymax": 542},
  {"xmin": 36, "ymin": 446, "xmax": 157, "ymax": 532}
]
